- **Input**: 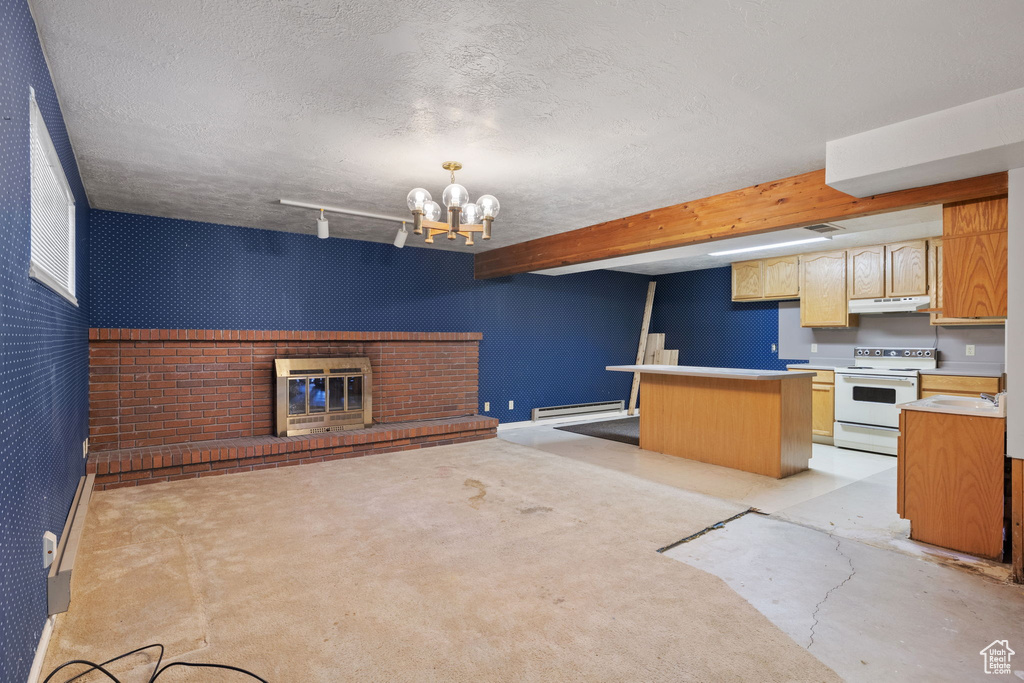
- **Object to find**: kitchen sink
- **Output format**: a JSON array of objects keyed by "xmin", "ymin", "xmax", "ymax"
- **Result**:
[{"xmin": 901, "ymin": 394, "xmax": 1006, "ymax": 417}]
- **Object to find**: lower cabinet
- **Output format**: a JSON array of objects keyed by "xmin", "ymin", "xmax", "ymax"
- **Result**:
[
  {"xmin": 789, "ymin": 368, "xmax": 834, "ymax": 437},
  {"xmin": 811, "ymin": 383, "xmax": 835, "ymax": 437},
  {"xmin": 919, "ymin": 373, "xmax": 1003, "ymax": 399},
  {"xmin": 898, "ymin": 409, "xmax": 1005, "ymax": 559}
]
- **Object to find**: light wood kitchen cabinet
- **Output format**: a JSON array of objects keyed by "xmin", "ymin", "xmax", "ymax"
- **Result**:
[
  {"xmin": 799, "ymin": 250, "xmax": 857, "ymax": 328},
  {"xmin": 731, "ymin": 256, "xmax": 799, "ymax": 301},
  {"xmin": 789, "ymin": 368, "xmax": 834, "ymax": 437},
  {"xmin": 762, "ymin": 255, "xmax": 800, "ymax": 299},
  {"xmin": 885, "ymin": 240, "xmax": 928, "ymax": 296},
  {"xmin": 927, "ymin": 239, "xmax": 1005, "ymax": 326},
  {"xmin": 919, "ymin": 373, "xmax": 1003, "ymax": 399},
  {"xmin": 847, "ymin": 245, "xmax": 885, "ymax": 299},
  {"xmin": 898, "ymin": 408, "xmax": 1005, "ymax": 559},
  {"xmin": 942, "ymin": 196, "xmax": 1008, "ymax": 318},
  {"xmin": 731, "ymin": 259, "xmax": 763, "ymax": 300}
]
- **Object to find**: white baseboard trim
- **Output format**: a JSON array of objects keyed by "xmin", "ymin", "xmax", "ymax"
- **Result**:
[{"xmin": 27, "ymin": 615, "xmax": 55, "ymax": 683}]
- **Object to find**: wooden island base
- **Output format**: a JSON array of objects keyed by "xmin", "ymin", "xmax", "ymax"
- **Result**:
[{"xmin": 608, "ymin": 366, "xmax": 814, "ymax": 479}]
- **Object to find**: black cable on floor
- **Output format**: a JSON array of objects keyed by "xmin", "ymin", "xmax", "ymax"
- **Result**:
[{"xmin": 42, "ymin": 643, "xmax": 268, "ymax": 683}]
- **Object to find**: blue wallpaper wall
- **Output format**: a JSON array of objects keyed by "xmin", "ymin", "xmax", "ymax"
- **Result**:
[
  {"xmin": 89, "ymin": 210, "xmax": 651, "ymax": 424},
  {"xmin": 651, "ymin": 267, "xmax": 796, "ymax": 370},
  {"xmin": 0, "ymin": 1, "xmax": 91, "ymax": 679}
]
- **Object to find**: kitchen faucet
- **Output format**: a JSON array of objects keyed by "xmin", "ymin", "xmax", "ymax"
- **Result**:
[{"xmin": 980, "ymin": 393, "xmax": 1001, "ymax": 407}]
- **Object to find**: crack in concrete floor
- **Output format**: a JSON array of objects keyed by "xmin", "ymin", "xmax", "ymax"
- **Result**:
[{"xmin": 807, "ymin": 533, "xmax": 856, "ymax": 649}]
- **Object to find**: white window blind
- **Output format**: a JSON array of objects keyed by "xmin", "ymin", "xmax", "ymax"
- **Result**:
[{"xmin": 29, "ymin": 87, "xmax": 77, "ymax": 306}]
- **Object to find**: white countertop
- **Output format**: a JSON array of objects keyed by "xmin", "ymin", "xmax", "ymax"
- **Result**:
[{"xmin": 607, "ymin": 365, "xmax": 815, "ymax": 381}]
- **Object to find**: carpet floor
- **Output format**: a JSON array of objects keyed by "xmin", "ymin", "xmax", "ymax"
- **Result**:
[
  {"xmin": 43, "ymin": 439, "xmax": 838, "ymax": 682},
  {"xmin": 554, "ymin": 417, "xmax": 640, "ymax": 446}
]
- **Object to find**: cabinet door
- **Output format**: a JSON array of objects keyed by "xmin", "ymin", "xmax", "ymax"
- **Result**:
[
  {"xmin": 886, "ymin": 240, "xmax": 928, "ymax": 297},
  {"xmin": 732, "ymin": 260, "xmax": 763, "ymax": 300},
  {"xmin": 847, "ymin": 245, "xmax": 885, "ymax": 299},
  {"xmin": 943, "ymin": 232, "xmax": 1008, "ymax": 318},
  {"xmin": 811, "ymin": 383, "xmax": 834, "ymax": 437},
  {"xmin": 800, "ymin": 250, "xmax": 853, "ymax": 327},
  {"xmin": 762, "ymin": 255, "xmax": 799, "ymax": 299},
  {"xmin": 943, "ymin": 196, "xmax": 1008, "ymax": 237},
  {"xmin": 928, "ymin": 239, "xmax": 1005, "ymax": 326}
]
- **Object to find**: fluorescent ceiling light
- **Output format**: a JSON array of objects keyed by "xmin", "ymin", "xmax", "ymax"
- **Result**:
[{"xmin": 708, "ymin": 236, "xmax": 830, "ymax": 257}]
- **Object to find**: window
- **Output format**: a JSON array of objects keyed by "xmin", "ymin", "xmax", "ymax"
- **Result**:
[{"xmin": 29, "ymin": 87, "xmax": 77, "ymax": 306}]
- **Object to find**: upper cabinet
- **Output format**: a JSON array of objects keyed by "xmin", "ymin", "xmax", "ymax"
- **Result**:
[
  {"xmin": 731, "ymin": 255, "xmax": 798, "ymax": 301},
  {"xmin": 847, "ymin": 245, "xmax": 884, "ymax": 299},
  {"xmin": 941, "ymin": 196, "xmax": 1008, "ymax": 319},
  {"xmin": 846, "ymin": 240, "xmax": 927, "ymax": 300},
  {"xmin": 800, "ymin": 250, "xmax": 857, "ymax": 328},
  {"xmin": 885, "ymin": 240, "xmax": 928, "ymax": 297},
  {"xmin": 731, "ymin": 259, "xmax": 763, "ymax": 300},
  {"xmin": 762, "ymin": 256, "xmax": 800, "ymax": 299},
  {"xmin": 927, "ymin": 239, "xmax": 1005, "ymax": 326}
]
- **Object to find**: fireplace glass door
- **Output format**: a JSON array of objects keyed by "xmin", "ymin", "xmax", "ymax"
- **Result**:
[{"xmin": 348, "ymin": 376, "xmax": 362, "ymax": 410}]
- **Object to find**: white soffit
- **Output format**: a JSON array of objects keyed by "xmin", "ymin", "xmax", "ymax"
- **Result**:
[
  {"xmin": 826, "ymin": 87, "xmax": 1024, "ymax": 197},
  {"xmin": 534, "ymin": 207, "xmax": 942, "ymax": 276},
  {"xmin": 27, "ymin": 0, "xmax": 1024, "ymax": 250}
]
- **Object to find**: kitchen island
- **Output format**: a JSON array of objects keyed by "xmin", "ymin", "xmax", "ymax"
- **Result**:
[{"xmin": 608, "ymin": 365, "xmax": 814, "ymax": 478}]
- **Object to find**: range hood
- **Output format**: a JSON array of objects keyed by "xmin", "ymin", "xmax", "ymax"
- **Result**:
[{"xmin": 848, "ymin": 296, "xmax": 931, "ymax": 314}]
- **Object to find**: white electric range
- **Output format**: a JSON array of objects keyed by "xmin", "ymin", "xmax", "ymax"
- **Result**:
[{"xmin": 833, "ymin": 346, "xmax": 937, "ymax": 456}]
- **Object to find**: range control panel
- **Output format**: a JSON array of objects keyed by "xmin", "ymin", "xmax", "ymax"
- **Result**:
[{"xmin": 854, "ymin": 347, "xmax": 935, "ymax": 359}]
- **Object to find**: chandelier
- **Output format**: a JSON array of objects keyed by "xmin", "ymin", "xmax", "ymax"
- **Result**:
[{"xmin": 406, "ymin": 162, "xmax": 499, "ymax": 246}]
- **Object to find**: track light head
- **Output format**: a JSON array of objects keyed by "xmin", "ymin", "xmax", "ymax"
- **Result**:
[
  {"xmin": 394, "ymin": 223, "xmax": 408, "ymax": 248},
  {"xmin": 316, "ymin": 209, "xmax": 329, "ymax": 239}
]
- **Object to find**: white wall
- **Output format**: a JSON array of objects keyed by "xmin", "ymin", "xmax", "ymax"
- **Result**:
[{"xmin": 1008, "ymin": 168, "xmax": 1023, "ymax": 460}]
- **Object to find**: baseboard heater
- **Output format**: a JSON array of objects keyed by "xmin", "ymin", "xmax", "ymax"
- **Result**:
[{"xmin": 531, "ymin": 400, "xmax": 625, "ymax": 421}]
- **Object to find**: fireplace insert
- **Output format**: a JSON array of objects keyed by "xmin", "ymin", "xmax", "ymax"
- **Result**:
[{"xmin": 274, "ymin": 358, "xmax": 372, "ymax": 436}]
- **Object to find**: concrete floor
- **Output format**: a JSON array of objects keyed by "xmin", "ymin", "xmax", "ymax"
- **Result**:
[{"xmin": 500, "ymin": 416, "xmax": 1024, "ymax": 682}]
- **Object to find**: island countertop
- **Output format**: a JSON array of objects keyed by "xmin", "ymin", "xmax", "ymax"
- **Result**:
[{"xmin": 607, "ymin": 365, "xmax": 815, "ymax": 381}]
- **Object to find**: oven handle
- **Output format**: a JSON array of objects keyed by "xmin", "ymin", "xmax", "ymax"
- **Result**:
[
  {"xmin": 837, "ymin": 374, "xmax": 917, "ymax": 383},
  {"xmin": 836, "ymin": 422, "xmax": 901, "ymax": 433}
]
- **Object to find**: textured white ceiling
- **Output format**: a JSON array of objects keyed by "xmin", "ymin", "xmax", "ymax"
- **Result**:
[{"xmin": 30, "ymin": 0, "xmax": 1024, "ymax": 253}]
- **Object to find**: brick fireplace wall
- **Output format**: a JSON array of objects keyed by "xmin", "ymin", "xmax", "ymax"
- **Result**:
[{"xmin": 89, "ymin": 329, "xmax": 481, "ymax": 451}]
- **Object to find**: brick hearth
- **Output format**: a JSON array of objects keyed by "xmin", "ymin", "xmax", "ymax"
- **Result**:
[
  {"xmin": 87, "ymin": 328, "xmax": 493, "ymax": 488},
  {"xmin": 86, "ymin": 415, "xmax": 497, "ymax": 490}
]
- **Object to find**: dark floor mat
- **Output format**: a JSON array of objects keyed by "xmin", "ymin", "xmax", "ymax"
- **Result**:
[{"xmin": 554, "ymin": 417, "xmax": 640, "ymax": 446}]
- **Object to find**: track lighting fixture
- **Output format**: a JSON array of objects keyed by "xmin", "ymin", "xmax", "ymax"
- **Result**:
[
  {"xmin": 316, "ymin": 209, "xmax": 329, "ymax": 239},
  {"xmin": 394, "ymin": 222, "xmax": 408, "ymax": 248}
]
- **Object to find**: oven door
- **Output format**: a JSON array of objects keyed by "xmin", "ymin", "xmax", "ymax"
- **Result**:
[{"xmin": 834, "ymin": 373, "xmax": 918, "ymax": 428}]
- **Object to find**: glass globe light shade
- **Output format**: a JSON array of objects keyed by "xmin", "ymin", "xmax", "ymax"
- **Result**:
[
  {"xmin": 461, "ymin": 202, "xmax": 482, "ymax": 225},
  {"xmin": 406, "ymin": 188, "xmax": 431, "ymax": 212},
  {"xmin": 423, "ymin": 200, "xmax": 442, "ymax": 222},
  {"xmin": 442, "ymin": 183, "xmax": 469, "ymax": 209},
  {"xmin": 477, "ymin": 194, "xmax": 500, "ymax": 219}
]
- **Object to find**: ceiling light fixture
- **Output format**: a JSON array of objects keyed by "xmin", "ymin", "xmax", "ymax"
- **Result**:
[
  {"xmin": 394, "ymin": 222, "xmax": 408, "ymax": 248},
  {"xmin": 316, "ymin": 209, "xmax": 329, "ymax": 239},
  {"xmin": 407, "ymin": 161, "xmax": 499, "ymax": 246},
  {"xmin": 708, "ymin": 236, "xmax": 830, "ymax": 257}
]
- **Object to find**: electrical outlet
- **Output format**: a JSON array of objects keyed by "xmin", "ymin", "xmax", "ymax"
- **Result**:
[
  {"xmin": 508, "ymin": 400, "xmax": 514, "ymax": 410},
  {"xmin": 43, "ymin": 531, "xmax": 57, "ymax": 569},
  {"xmin": 811, "ymin": 343, "xmax": 818, "ymax": 353},
  {"xmin": 966, "ymin": 344, "xmax": 976, "ymax": 357},
  {"xmin": 483, "ymin": 402, "xmax": 490, "ymax": 412},
  {"xmin": 82, "ymin": 438, "xmax": 89, "ymax": 458},
  {"xmin": 771, "ymin": 343, "xmax": 777, "ymax": 353}
]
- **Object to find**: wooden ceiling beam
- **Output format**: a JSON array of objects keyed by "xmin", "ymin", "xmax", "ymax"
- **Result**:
[{"xmin": 473, "ymin": 169, "xmax": 1008, "ymax": 279}]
